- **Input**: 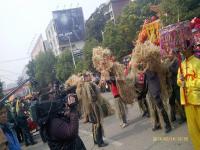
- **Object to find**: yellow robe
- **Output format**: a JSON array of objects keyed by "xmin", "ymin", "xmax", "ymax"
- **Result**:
[
  {"xmin": 177, "ymin": 55, "xmax": 200, "ymax": 150},
  {"xmin": 177, "ymin": 55, "xmax": 200, "ymax": 105}
]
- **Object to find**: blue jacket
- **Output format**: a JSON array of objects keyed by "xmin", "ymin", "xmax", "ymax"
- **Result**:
[{"xmin": 0, "ymin": 123, "xmax": 21, "ymax": 150}]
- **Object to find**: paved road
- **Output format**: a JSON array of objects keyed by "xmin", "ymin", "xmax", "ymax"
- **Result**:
[{"xmin": 22, "ymin": 93, "xmax": 193, "ymax": 150}]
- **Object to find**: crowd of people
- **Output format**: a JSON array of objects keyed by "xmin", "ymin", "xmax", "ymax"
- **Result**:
[
  {"xmin": 0, "ymin": 96, "xmax": 37, "ymax": 150},
  {"xmin": 0, "ymin": 32, "xmax": 200, "ymax": 150}
]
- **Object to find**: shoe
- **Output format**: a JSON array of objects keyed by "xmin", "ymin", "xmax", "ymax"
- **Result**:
[
  {"xmin": 170, "ymin": 116, "xmax": 176, "ymax": 122},
  {"xmin": 165, "ymin": 125, "xmax": 172, "ymax": 133},
  {"xmin": 161, "ymin": 109, "xmax": 172, "ymax": 133},
  {"xmin": 152, "ymin": 125, "xmax": 161, "ymax": 131},
  {"xmin": 178, "ymin": 118, "xmax": 186, "ymax": 124},
  {"xmin": 121, "ymin": 123, "xmax": 128, "ymax": 128},
  {"xmin": 25, "ymin": 143, "xmax": 30, "ymax": 147},
  {"xmin": 142, "ymin": 112, "xmax": 147, "ymax": 117},
  {"xmin": 146, "ymin": 113, "xmax": 150, "ymax": 118},
  {"xmin": 98, "ymin": 143, "xmax": 108, "ymax": 147}
]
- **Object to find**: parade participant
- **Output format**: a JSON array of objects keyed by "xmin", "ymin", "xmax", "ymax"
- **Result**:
[
  {"xmin": 106, "ymin": 72, "xmax": 128, "ymax": 128},
  {"xmin": 144, "ymin": 64, "xmax": 172, "ymax": 133},
  {"xmin": 93, "ymin": 47, "xmax": 135, "ymax": 105},
  {"xmin": 134, "ymin": 62, "xmax": 150, "ymax": 118},
  {"xmin": 167, "ymin": 54, "xmax": 186, "ymax": 123},
  {"xmin": 0, "ymin": 103, "xmax": 21, "ymax": 150},
  {"xmin": 177, "ymin": 41, "xmax": 200, "ymax": 150},
  {"xmin": 131, "ymin": 41, "xmax": 172, "ymax": 133},
  {"xmin": 76, "ymin": 73, "xmax": 108, "ymax": 147},
  {"xmin": 16, "ymin": 101, "xmax": 36, "ymax": 146}
]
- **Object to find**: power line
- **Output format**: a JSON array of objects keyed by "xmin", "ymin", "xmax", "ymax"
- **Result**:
[
  {"xmin": 0, "ymin": 57, "xmax": 30, "ymax": 64},
  {"xmin": 0, "ymin": 75, "xmax": 16, "ymax": 82},
  {"xmin": 27, "ymin": 34, "xmax": 38, "ymax": 55}
]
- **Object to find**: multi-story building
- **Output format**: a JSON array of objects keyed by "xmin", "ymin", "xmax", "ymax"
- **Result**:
[
  {"xmin": 30, "ymin": 34, "xmax": 46, "ymax": 59},
  {"xmin": 45, "ymin": 7, "xmax": 85, "ymax": 58},
  {"xmin": 105, "ymin": 0, "xmax": 130, "ymax": 24},
  {"xmin": 45, "ymin": 20, "xmax": 60, "ymax": 55}
]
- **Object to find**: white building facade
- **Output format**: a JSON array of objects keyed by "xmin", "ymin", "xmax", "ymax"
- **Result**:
[{"xmin": 45, "ymin": 20, "xmax": 60, "ymax": 56}]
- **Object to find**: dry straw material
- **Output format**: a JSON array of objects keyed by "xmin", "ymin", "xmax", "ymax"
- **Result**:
[
  {"xmin": 92, "ymin": 46, "xmax": 114, "ymax": 72},
  {"xmin": 131, "ymin": 41, "xmax": 171, "ymax": 105},
  {"xmin": 64, "ymin": 74, "xmax": 81, "ymax": 88},
  {"xmin": 92, "ymin": 46, "xmax": 136, "ymax": 104}
]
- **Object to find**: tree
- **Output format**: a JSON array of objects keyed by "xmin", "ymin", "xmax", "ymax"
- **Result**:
[
  {"xmin": 103, "ymin": 1, "xmax": 159, "ymax": 58},
  {"xmin": 26, "ymin": 59, "xmax": 36, "ymax": 80},
  {"xmin": 73, "ymin": 60, "xmax": 88, "ymax": 74},
  {"xmin": 26, "ymin": 59, "xmax": 38, "ymax": 90},
  {"xmin": 56, "ymin": 50, "xmax": 74, "ymax": 82},
  {"xmin": 0, "ymin": 80, "xmax": 3, "ymax": 99},
  {"xmin": 160, "ymin": 0, "xmax": 200, "ymax": 25},
  {"xmin": 34, "ymin": 50, "xmax": 56, "ymax": 88},
  {"xmin": 103, "ymin": 22, "xmax": 126, "ymax": 58},
  {"xmin": 83, "ymin": 38, "xmax": 100, "ymax": 71},
  {"xmin": 85, "ymin": 4, "xmax": 108, "ymax": 42}
]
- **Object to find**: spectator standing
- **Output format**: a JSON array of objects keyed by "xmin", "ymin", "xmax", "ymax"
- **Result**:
[{"xmin": 0, "ymin": 103, "xmax": 21, "ymax": 150}]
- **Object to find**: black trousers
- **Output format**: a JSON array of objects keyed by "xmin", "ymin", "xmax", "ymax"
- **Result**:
[
  {"xmin": 92, "ymin": 123, "xmax": 104, "ymax": 146},
  {"xmin": 137, "ymin": 94, "xmax": 149, "ymax": 115},
  {"xmin": 19, "ymin": 120, "xmax": 34, "ymax": 145},
  {"xmin": 15, "ymin": 125, "xmax": 24, "ymax": 142},
  {"xmin": 169, "ymin": 84, "xmax": 185, "ymax": 120},
  {"xmin": 149, "ymin": 94, "xmax": 171, "ymax": 128}
]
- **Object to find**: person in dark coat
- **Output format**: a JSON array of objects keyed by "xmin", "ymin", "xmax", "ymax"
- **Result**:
[
  {"xmin": 8, "ymin": 102, "xmax": 24, "ymax": 143},
  {"xmin": 167, "ymin": 55, "xmax": 186, "ymax": 123},
  {"xmin": 145, "ymin": 67, "xmax": 172, "ymax": 133},
  {"xmin": 16, "ymin": 101, "xmax": 36, "ymax": 146},
  {"xmin": 134, "ymin": 64, "xmax": 150, "ymax": 118},
  {"xmin": 46, "ymin": 94, "xmax": 86, "ymax": 150}
]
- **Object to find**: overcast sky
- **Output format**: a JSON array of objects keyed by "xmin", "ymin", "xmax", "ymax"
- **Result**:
[{"xmin": 0, "ymin": 0, "xmax": 107, "ymax": 85}]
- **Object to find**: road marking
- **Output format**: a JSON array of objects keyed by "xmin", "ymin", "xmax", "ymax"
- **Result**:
[{"xmin": 79, "ymin": 129, "xmax": 123, "ymax": 146}]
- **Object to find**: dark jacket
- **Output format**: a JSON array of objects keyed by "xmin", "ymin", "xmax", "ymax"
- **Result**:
[
  {"xmin": 145, "ymin": 70, "xmax": 161, "ymax": 97},
  {"xmin": 47, "ymin": 112, "xmax": 86, "ymax": 150},
  {"xmin": 169, "ymin": 58, "xmax": 179, "ymax": 86}
]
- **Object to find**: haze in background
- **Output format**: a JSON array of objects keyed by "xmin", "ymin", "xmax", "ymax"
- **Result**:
[{"xmin": 0, "ymin": 0, "xmax": 107, "ymax": 86}]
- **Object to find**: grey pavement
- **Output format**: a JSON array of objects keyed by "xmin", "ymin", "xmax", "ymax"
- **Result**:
[{"xmin": 22, "ymin": 92, "xmax": 193, "ymax": 150}]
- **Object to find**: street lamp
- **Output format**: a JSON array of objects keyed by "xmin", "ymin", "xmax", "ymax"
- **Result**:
[{"xmin": 65, "ymin": 32, "xmax": 76, "ymax": 68}]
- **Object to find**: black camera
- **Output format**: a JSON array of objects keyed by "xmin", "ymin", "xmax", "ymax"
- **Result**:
[
  {"xmin": 30, "ymin": 99, "xmax": 65, "ymax": 126},
  {"xmin": 66, "ymin": 94, "xmax": 78, "ymax": 108}
]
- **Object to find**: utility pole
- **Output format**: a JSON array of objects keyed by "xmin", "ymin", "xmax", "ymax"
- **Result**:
[{"xmin": 65, "ymin": 32, "xmax": 76, "ymax": 68}]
